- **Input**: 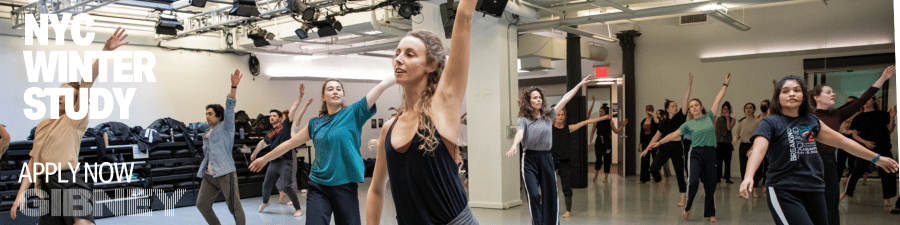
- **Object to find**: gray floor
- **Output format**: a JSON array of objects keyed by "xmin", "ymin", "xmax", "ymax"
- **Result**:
[{"xmin": 98, "ymin": 172, "xmax": 900, "ymax": 224}]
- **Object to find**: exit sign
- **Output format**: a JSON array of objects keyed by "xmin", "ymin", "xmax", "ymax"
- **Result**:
[{"xmin": 595, "ymin": 66, "xmax": 609, "ymax": 77}]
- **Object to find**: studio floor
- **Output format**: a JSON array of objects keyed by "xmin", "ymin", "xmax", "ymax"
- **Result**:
[{"xmin": 98, "ymin": 172, "xmax": 900, "ymax": 224}]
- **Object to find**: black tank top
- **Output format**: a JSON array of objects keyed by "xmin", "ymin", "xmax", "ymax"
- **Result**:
[
  {"xmin": 595, "ymin": 120, "xmax": 612, "ymax": 145},
  {"xmin": 385, "ymin": 120, "xmax": 468, "ymax": 224},
  {"xmin": 551, "ymin": 125, "xmax": 570, "ymax": 160}
]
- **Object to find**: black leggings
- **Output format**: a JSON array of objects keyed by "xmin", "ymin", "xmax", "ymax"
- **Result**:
[
  {"xmin": 845, "ymin": 157, "xmax": 898, "ymax": 199},
  {"xmin": 594, "ymin": 139, "xmax": 612, "ymax": 172},
  {"xmin": 715, "ymin": 142, "xmax": 733, "ymax": 181},
  {"xmin": 649, "ymin": 142, "xmax": 686, "ymax": 193},
  {"xmin": 555, "ymin": 159, "xmax": 573, "ymax": 212},
  {"xmin": 738, "ymin": 142, "xmax": 767, "ymax": 187},
  {"xmin": 639, "ymin": 140, "xmax": 655, "ymax": 182}
]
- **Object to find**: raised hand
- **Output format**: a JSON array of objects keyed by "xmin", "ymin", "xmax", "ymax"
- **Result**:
[
  {"xmin": 622, "ymin": 119, "xmax": 629, "ymax": 125},
  {"xmin": 306, "ymin": 98, "xmax": 314, "ymax": 106},
  {"xmin": 889, "ymin": 106, "xmax": 896, "ymax": 118},
  {"xmin": 881, "ymin": 65, "xmax": 896, "ymax": 80},
  {"xmin": 231, "ymin": 69, "xmax": 243, "ymax": 87},
  {"xmin": 578, "ymin": 75, "xmax": 595, "ymax": 86},
  {"xmin": 591, "ymin": 96, "xmax": 596, "ymax": 101},
  {"xmin": 688, "ymin": 73, "xmax": 693, "ymax": 85},
  {"xmin": 725, "ymin": 73, "xmax": 731, "ymax": 86},
  {"xmin": 103, "ymin": 27, "xmax": 129, "ymax": 51},
  {"xmin": 299, "ymin": 83, "xmax": 306, "ymax": 96}
]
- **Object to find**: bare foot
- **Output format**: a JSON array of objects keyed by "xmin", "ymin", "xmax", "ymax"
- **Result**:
[
  {"xmin": 710, "ymin": 217, "xmax": 717, "ymax": 223},
  {"xmin": 563, "ymin": 211, "xmax": 570, "ymax": 218},
  {"xmin": 278, "ymin": 192, "xmax": 287, "ymax": 204},
  {"xmin": 294, "ymin": 209, "xmax": 303, "ymax": 217},
  {"xmin": 603, "ymin": 174, "xmax": 609, "ymax": 183},
  {"xmin": 593, "ymin": 175, "xmax": 598, "ymax": 183},
  {"xmin": 884, "ymin": 200, "xmax": 893, "ymax": 208},
  {"xmin": 678, "ymin": 194, "xmax": 686, "ymax": 207},
  {"xmin": 677, "ymin": 202, "xmax": 685, "ymax": 207},
  {"xmin": 284, "ymin": 201, "xmax": 292, "ymax": 205},
  {"xmin": 258, "ymin": 203, "xmax": 270, "ymax": 213},
  {"xmin": 753, "ymin": 192, "xmax": 759, "ymax": 198},
  {"xmin": 683, "ymin": 210, "xmax": 690, "ymax": 221},
  {"xmin": 839, "ymin": 193, "xmax": 847, "ymax": 202},
  {"xmin": 637, "ymin": 181, "xmax": 645, "ymax": 184}
]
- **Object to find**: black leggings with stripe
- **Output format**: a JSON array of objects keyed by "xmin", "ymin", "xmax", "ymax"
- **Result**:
[
  {"xmin": 522, "ymin": 150, "xmax": 558, "ymax": 225},
  {"xmin": 766, "ymin": 187, "xmax": 827, "ymax": 225}
]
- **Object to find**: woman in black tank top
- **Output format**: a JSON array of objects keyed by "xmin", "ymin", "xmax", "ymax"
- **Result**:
[
  {"xmin": 364, "ymin": 0, "xmax": 478, "ymax": 224},
  {"xmin": 589, "ymin": 104, "xmax": 627, "ymax": 183},
  {"xmin": 551, "ymin": 107, "xmax": 613, "ymax": 218}
]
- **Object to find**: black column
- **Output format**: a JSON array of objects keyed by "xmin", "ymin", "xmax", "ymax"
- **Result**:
[
  {"xmin": 616, "ymin": 30, "xmax": 640, "ymax": 176},
  {"xmin": 566, "ymin": 32, "xmax": 589, "ymax": 188}
]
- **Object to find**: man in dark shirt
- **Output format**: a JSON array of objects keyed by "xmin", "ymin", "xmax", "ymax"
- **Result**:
[{"xmin": 251, "ymin": 93, "xmax": 308, "ymax": 217}]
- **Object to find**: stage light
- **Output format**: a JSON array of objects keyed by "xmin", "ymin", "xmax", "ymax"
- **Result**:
[
  {"xmin": 155, "ymin": 14, "xmax": 184, "ymax": 36},
  {"xmin": 230, "ymin": 0, "xmax": 260, "ymax": 17},
  {"xmin": 312, "ymin": 16, "xmax": 342, "ymax": 37},
  {"xmin": 295, "ymin": 28, "xmax": 309, "ymax": 39},
  {"xmin": 397, "ymin": 1, "xmax": 422, "ymax": 20},
  {"xmin": 189, "ymin": 0, "xmax": 206, "ymax": 7},
  {"xmin": 247, "ymin": 28, "xmax": 274, "ymax": 47}
]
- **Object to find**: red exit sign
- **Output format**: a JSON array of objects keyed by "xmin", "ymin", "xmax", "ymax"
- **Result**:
[{"xmin": 595, "ymin": 66, "xmax": 609, "ymax": 77}]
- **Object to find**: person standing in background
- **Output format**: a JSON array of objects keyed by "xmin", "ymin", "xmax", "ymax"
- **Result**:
[{"xmin": 715, "ymin": 102, "xmax": 736, "ymax": 184}]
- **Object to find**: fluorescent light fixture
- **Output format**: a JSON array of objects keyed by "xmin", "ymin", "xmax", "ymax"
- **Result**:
[
  {"xmin": 594, "ymin": 0, "xmax": 634, "ymax": 13},
  {"xmin": 556, "ymin": 26, "xmax": 617, "ymax": 43},
  {"xmin": 596, "ymin": 82, "xmax": 616, "ymax": 85},
  {"xmin": 705, "ymin": 9, "xmax": 750, "ymax": 31},
  {"xmin": 363, "ymin": 30, "xmax": 382, "ymax": 35},
  {"xmin": 700, "ymin": 3, "xmax": 728, "ymax": 13}
]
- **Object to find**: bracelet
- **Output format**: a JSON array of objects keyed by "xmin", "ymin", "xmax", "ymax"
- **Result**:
[
  {"xmin": 723, "ymin": 83, "xmax": 728, "ymax": 87},
  {"xmin": 871, "ymin": 154, "xmax": 881, "ymax": 164},
  {"xmin": 231, "ymin": 86, "xmax": 237, "ymax": 89}
]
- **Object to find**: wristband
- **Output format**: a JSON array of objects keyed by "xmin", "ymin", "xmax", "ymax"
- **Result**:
[
  {"xmin": 231, "ymin": 86, "xmax": 237, "ymax": 89},
  {"xmin": 871, "ymin": 154, "xmax": 881, "ymax": 164},
  {"xmin": 723, "ymin": 83, "xmax": 728, "ymax": 87}
]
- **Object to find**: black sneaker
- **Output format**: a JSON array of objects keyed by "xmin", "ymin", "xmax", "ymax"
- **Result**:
[{"xmin": 891, "ymin": 207, "xmax": 899, "ymax": 214}]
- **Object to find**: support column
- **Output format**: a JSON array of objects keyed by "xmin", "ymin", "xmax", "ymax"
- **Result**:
[
  {"xmin": 566, "ymin": 32, "xmax": 589, "ymax": 188},
  {"xmin": 616, "ymin": 30, "xmax": 640, "ymax": 176},
  {"xmin": 415, "ymin": 2, "xmax": 521, "ymax": 209}
]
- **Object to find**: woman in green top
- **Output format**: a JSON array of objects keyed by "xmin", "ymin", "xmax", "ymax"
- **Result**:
[{"xmin": 647, "ymin": 73, "xmax": 731, "ymax": 223}]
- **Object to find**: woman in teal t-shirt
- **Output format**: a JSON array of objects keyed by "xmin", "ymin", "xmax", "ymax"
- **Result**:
[
  {"xmin": 647, "ymin": 73, "xmax": 731, "ymax": 223},
  {"xmin": 250, "ymin": 77, "xmax": 396, "ymax": 225}
]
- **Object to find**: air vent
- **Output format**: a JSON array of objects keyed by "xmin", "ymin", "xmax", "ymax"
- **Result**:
[{"xmin": 680, "ymin": 14, "xmax": 707, "ymax": 25}]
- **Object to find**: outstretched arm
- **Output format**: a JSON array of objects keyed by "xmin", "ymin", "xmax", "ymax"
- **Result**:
[
  {"xmin": 570, "ymin": 114, "xmax": 613, "ymax": 132},
  {"xmin": 739, "ymin": 136, "xmax": 769, "ymax": 198},
  {"xmin": 288, "ymin": 84, "xmax": 306, "ymax": 121},
  {"xmin": 84, "ymin": 27, "xmax": 128, "ymax": 89},
  {"xmin": 681, "ymin": 73, "xmax": 693, "ymax": 115},
  {"xmin": 431, "ymin": 0, "xmax": 476, "ymax": 132},
  {"xmin": 366, "ymin": 118, "xmax": 393, "ymax": 225},
  {"xmin": 818, "ymin": 121, "xmax": 898, "ymax": 173},
  {"xmin": 505, "ymin": 129, "xmax": 525, "ymax": 157},
  {"xmin": 611, "ymin": 119, "xmax": 628, "ymax": 134},
  {"xmin": 710, "ymin": 73, "xmax": 731, "ymax": 117},
  {"xmin": 249, "ymin": 126, "xmax": 312, "ymax": 172},
  {"xmin": 554, "ymin": 76, "xmax": 594, "ymax": 113},
  {"xmin": 366, "ymin": 76, "xmax": 396, "ymax": 108},
  {"xmin": 587, "ymin": 96, "xmax": 596, "ymax": 116},
  {"xmin": 293, "ymin": 99, "xmax": 315, "ymax": 131}
]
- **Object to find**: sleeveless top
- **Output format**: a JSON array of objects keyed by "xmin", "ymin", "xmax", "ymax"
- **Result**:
[
  {"xmin": 595, "ymin": 120, "xmax": 612, "ymax": 147},
  {"xmin": 385, "ymin": 120, "xmax": 468, "ymax": 224},
  {"xmin": 551, "ymin": 125, "xmax": 571, "ymax": 160}
]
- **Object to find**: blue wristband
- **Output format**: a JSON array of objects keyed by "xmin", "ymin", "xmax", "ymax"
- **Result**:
[{"xmin": 871, "ymin": 154, "xmax": 881, "ymax": 164}]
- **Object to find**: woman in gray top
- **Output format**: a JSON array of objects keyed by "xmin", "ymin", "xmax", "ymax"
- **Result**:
[{"xmin": 505, "ymin": 75, "xmax": 593, "ymax": 225}]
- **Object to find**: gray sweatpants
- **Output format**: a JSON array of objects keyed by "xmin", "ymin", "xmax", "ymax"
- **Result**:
[
  {"xmin": 263, "ymin": 158, "xmax": 301, "ymax": 210},
  {"xmin": 197, "ymin": 172, "xmax": 245, "ymax": 225}
]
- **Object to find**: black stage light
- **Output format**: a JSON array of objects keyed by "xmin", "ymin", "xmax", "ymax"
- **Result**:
[
  {"xmin": 230, "ymin": 0, "xmax": 260, "ymax": 17},
  {"xmin": 302, "ymin": 8, "xmax": 317, "ymax": 21},
  {"xmin": 312, "ymin": 17, "xmax": 342, "ymax": 37},
  {"xmin": 155, "ymin": 14, "xmax": 184, "ymax": 36},
  {"xmin": 247, "ymin": 28, "xmax": 272, "ymax": 47},
  {"xmin": 398, "ymin": 1, "xmax": 422, "ymax": 20},
  {"xmin": 295, "ymin": 28, "xmax": 309, "ymax": 39},
  {"xmin": 475, "ymin": 0, "xmax": 508, "ymax": 18},
  {"xmin": 189, "ymin": 0, "xmax": 206, "ymax": 7}
]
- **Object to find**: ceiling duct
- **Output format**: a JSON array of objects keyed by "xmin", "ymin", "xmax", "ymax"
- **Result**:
[{"xmin": 520, "ymin": 56, "xmax": 552, "ymax": 71}]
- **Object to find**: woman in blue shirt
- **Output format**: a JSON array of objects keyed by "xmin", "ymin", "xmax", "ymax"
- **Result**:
[
  {"xmin": 250, "ymin": 75, "xmax": 396, "ymax": 224},
  {"xmin": 740, "ymin": 75, "xmax": 898, "ymax": 225},
  {"xmin": 647, "ymin": 73, "xmax": 731, "ymax": 223}
]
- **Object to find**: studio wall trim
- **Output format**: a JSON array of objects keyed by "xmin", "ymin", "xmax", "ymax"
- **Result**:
[{"xmin": 700, "ymin": 43, "xmax": 894, "ymax": 63}]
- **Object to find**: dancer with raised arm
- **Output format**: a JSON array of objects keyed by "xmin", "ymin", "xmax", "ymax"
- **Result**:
[
  {"xmin": 641, "ymin": 73, "xmax": 693, "ymax": 207},
  {"xmin": 740, "ymin": 75, "xmax": 899, "ymax": 225}
]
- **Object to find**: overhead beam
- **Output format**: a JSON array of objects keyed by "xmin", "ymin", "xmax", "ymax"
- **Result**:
[
  {"xmin": 594, "ymin": 0, "xmax": 634, "ymax": 13},
  {"xmin": 519, "ymin": 0, "xmax": 792, "ymax": 32}
]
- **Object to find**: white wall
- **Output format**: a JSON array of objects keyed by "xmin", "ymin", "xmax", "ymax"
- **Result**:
[
  {"xmin": 632, "ymin": 0, "xmax": 896, "ymax": 178},
  {"xmin": 0, "ymin": 17, "xmax": 400, "ymax": 161}
]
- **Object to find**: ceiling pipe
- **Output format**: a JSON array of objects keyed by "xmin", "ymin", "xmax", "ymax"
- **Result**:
[
  {"xmin": 518, "ymin": 0, "xmax": 792, "ymax": 32},
  {"xmin": 321, "ymin": 40, "xmax": 400, "ymax": 55}
]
